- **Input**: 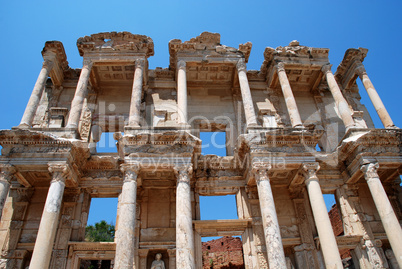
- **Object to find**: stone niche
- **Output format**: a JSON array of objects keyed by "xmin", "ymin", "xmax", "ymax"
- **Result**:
[{"xmin": 146, "ymin": 250, "xmax": 169, "ymax": 269}]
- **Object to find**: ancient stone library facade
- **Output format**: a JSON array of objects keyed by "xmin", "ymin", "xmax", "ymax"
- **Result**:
[{"xmin": 0, "ymin": 31, "xmax": 401, "ymax": 269}]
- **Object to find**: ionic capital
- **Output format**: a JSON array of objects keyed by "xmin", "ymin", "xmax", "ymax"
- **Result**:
[
  {"xmin": 275, "ymin": 62, "xmax": 286, "ymax": 73},
  {"xmin": 302, "ymin": 162, "xmax": 320, "ymax": 182},
  {"xmin": 82, "ymin": 58, "xmax": 94, "ymax": 69},
  {"xmin": 173, "ymin": 164, "xmax": 193, "ymax": 183},
  {"xmin": 48, "ymin": 162, "xmax": 69, "ymax": 183},
  {"xmin": 236, "ymin": 58, "xmax": 247, "ymax": 72},
  {"xmin": 251, "ymin": 163, "xmax": 272, "ymax": 183},
  {"xmin": 355, "ymin": 64, "xmax": 367, "ymax": 78},
  {"xmin": 135, "ymin": 58, "xmax": 146, "ymax": 70},
  {"xmin": 321, "ymin": 64, "xmax": 332, "ymax": 74},
  {"xmin": 177, "ymin": 60, "xmax": 186, "ymax": 71},
  {"xmin": 0, "ymin": 164, "xmax": 16, "ymax": 183},
  {"xmin": 120, "ymin": 163, "xmax": 141, "ymax": 182},
  {"xmin": 360, "ymin": 162, "xmax": 379, "ymax": 180}
]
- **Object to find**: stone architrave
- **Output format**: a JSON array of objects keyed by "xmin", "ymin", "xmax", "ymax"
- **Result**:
[
  {"xmin": 66, "ymin": 59, "xmax": 93, "ymax": 129},
  {"xmin": 174, "ymin": 164, "xmax": 195, "ymax": 269},
  {"xmin": 177, "ymin": 60, "xmax": 188, "ymax": 125},
  {"xmin": 114, "ymin": 163, "xmax": 140, "ymax": 269},
  {"xmin": 275, "ymin": 62, "xmax": 303, "ymax": 128},
  {"xmin": 321, "ymin": 64, "xmax": 355, "ymax": 129},
  {"xmin": 30, "ymin": 162, "xmax": 69, "ymax": 269},
  {"xmin": 19, "ymin": 58, "xmax": 55, "ymax": 128},
  {"xmin": 0, "ymin": 164, "xmax": 16, "ymax": 220},
  {"xmin": 361, "ymin": 162, "xmax": 402, "ymax": 268},
  {"xmin": 356, "ymin": 65, "xmax": 395, "ymax": 128},
  {"xmin": 128, "ymin": 59, "xmax": 145, "ymax": 127},
  {"xmin": 252, "ymin": 163, "xmax": 287, "ymax": 269},
  {"xmin": 236, "ymin": 59, "xmax": 258, "ymax": 127},
  {"xmin": 302, "ymin": 163, "xmax": 343, "ymax": 269}
]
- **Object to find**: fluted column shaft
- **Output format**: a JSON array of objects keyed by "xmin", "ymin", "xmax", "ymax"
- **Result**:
[
  {"xmin": 30, "ymin": 163, "xmax": 68, "ymax": 269},
  {"xmin": 361, "ymin": 163, "xmax": 402, "ymax": 268},
  {"xmin": 252, "ymin": 163, "xmax": 286, "ymax": 268},
  {"xmin": 66, "ymin": 59, "xmax": 93, "ymax": 128},
  {"xmin": 128, "ymin": 59, "xmax": 145, "ymax": 127},
  {"xmin": 237, "ymin": 59, "xmax": 258, "ymax": 127},
  {"xmin": 0, "ymin": 165, "xmax": 15, "ymax": 220},
  {"xmin": 322, "ymin": 65, "xmax": 355, "ymax": 128},
  {"xmin": 356, "ymin": 65, "xmax": 395, "ymax": 128},
  {"xmin": 276, "ymin": 63, "xmax": 303, "ymax": 128},
  {"xmin": 177, "ymin": 60, "xmax": 188, "ymax": 125},
  {"xmin": 114, "ymin": 163, "xmax": 140, "ymax": 269},
  {"xmin": 303, "ymin": 163, "xmax": 343, "ymax": 269},
  {"xmin": 174, "ymin": 164, "xmax": 195, "ymax": 269},
  {"xmin": 20, "ymin": 59, "xmax": 54, "ymax": 127}
]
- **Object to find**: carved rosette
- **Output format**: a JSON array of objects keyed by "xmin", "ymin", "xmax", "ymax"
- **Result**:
[
  {"xmin": 360, "ymin": 162, "xmax": 379, "ymax": 181},
  {"xmin": 236, "ymin": 58, "xmax": 247, "ymax": 73},
  {"xmin": 173, "ymin": 164, "xmax": 193, "ymax": 184},
  {"xmin": 302, "ymin": 163, "xmax": 320, "ymax": 183},
  {"xmin": 0, "ymin": 164, "xmax": 16, "ymax": 183},
  {"xmin": 48, "ymin": 162, "xmax": 69, "ymax": 183},
  {"xmin": 251, "ymin": 163, "xmax": 272, "ymax": 183},
  {"xmin": 120, "ymin": 163, "xmax": 141, "ymax": 182}
]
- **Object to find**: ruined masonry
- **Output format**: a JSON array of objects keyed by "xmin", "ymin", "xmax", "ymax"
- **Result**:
[{"xmin": 0, "ymin": 31, "xmax": 401, "ymax": 269}]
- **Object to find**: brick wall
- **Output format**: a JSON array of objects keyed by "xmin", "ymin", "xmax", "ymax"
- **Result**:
[{"xmin": 202, "ymin": 236, "xmax": 244, "ymax": 269}]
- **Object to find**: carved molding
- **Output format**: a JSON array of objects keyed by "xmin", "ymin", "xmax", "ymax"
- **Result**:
[{"xmin": 0, "ymin": 164, "xmax": 16, "ymax": 183}]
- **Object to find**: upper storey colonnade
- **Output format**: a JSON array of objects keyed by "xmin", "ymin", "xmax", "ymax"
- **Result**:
[{"xmin": 17, "ymin": 32, "xmax": 397, "ymax": 137}]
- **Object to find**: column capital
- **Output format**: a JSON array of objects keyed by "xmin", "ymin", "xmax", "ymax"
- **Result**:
[
  {"xmin": 177, "ymin": 60, "xmax": 186, "ymax": 70},
  {"xmin": 0, "ymin": 164, "xmax": 16, "ymax": 183},
  {"xmin": 275, "ymin": 62, "xmax": 286, "ymax": 72},
  {"xmin": 42, "ymin": 59, "xmax": 55, "ymax": 70},
  {"xmin": 82, "ymin": 58, "xmax": 94, "ymax": 68},
  {"xmin": 321, "ymin": 64, "xmax": 333, "ymax": 74},
  {"xmin": 135, "ymin": 58, "xmax": 146, "ymax": 69},
  {"xmin": 48, "ymin": 162, "xmax": 69, "ymax": 183},
  {"xmin": 120, "ymin": 163, "xmax": 141, "ymax": 182},
  {"xmin": 360, "ymin": 162, "xmax": 379, "ymax": 180},
  {"xmin": 167, "ymin": 248, "xmax": 176, "ymax": 257},
  {"xmin": 173, "ymin": 164, "xmax": 193, "ymax": 182},
  {"xmin": 355, "ymin": 64, "xmax": 367, "ymax": 78},
  {"xmin": 251, "ymin": 162, "xmax": 272, "ymax": 183},
  {"xmin": 236, "ymin": 58, "xmax": 247, "ymax": 72},
  {"xmin": 302, "ymin": 162, "xmax": 320, "ymax": 182}
]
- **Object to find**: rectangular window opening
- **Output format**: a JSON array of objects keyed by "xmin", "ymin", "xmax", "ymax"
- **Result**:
[
  {"xmin": 200, "ymin": 131, "xmax": 227, "ymax": 156},
  {"xmin": 202, "ymin": 236, "xmax": 244, "ymax": 268},
  {"xmin": 86, "ymin": 197, "xmax": 118, "ymax": 242},
  {"xmin": 96, "ymin": 132, "xmax": 117, "ymax": 153},
  {"xmin": 200, "ymin": 195, "xmax": 237, "ymax": 220}
]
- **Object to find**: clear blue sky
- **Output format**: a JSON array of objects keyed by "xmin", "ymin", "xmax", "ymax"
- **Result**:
[{"xmin": 1, "ymin": 1, "xmax": 401, "ymax": 234}]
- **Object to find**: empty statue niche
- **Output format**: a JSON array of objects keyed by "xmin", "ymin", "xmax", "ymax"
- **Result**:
[
  {"xmin": 80, "ymin": 259, "xmax": 113, "ymax": 269},
  {"xmin": 86, "ymin": 197, "xmax": 118, "ymax": 242},
  {"xmin": 146, "ymin": 249, "xmax": 169, "ymax": 269},
  {"xmin": 201, "ymin": 236, "xmax": 245, "ymax": 269}
]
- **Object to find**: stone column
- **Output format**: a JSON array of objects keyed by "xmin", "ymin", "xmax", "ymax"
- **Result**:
[
  {"xmin": 30, "ymin": 162, "xmax": 69, "ymax": 269},
  {"xmin": 276, "ymin": 62, "xmax": 303, "ymax": 128},
  {"xmin": 138, "ymin": 249, "xmax": 149, "ymax": 269},
  {"xmin": 236, "ymin": 59, "xmax": 258, "ymax": 127},
  {"xmin": 302, "ymin": 163, "xmax": 343, "ymax": 269},
  {"xmin": 252, "ymin": 163, "xmax": 287, "ymax": 269},
  {"xmin": 19, "ymin": 59, "xmax": 55, "ymax": 128},
  {"xmin": 167, "ymin": 249, "xmax": 176, "ymax": 269},
  {"xmin": 174, "ymin": 164, "xmax": 195, "ymax": 269},
  {"xmin": 356, "ymin": 65, "xmax": 395, "ymax": 128},
  {"xmin": 177, "ymin": 60, "xmax": 188, "ymax": 125},
  {"xmin": 361, "ymin": 162, "xmax": 402, "ymax": 268},
  {"xmin": 128, "ymin": 59, "xmax": 145, "ymax": 127},
  {"xmin": 0, "ymin": 164, "xmax": 15, "ymax": 220},
  {"xmin": 66, "ymin": 59, "xmax": 93, "ymax": 129},
  {"xmin": 322, "ymin": 64, "xmax": 355, "ymax": 129},
  {"xmin": 114, "ymin": 163, "xmax": 140, "ymax": 269}
]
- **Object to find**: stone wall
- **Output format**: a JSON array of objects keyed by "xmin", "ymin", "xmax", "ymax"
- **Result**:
[{"xmin": 202, "ymin": 237, "xmax": 244, "ymax": 269}]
